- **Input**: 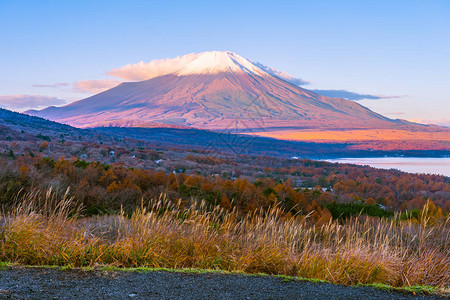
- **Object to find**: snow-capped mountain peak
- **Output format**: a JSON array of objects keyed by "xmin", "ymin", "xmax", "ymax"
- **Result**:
[{"xmin": 176, "ymin": 51, "xmax": 266, "ymax": 76}]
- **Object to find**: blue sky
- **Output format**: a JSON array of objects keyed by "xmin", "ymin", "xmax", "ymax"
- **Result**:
[{"xmin": 0, "ymin": 0, "xmax": 449, "ymax": 125}]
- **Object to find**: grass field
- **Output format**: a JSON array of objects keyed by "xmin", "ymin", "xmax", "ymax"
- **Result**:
[{"xmin": 0, "ymin": 190, "xmax": 448, "ymax": 290}]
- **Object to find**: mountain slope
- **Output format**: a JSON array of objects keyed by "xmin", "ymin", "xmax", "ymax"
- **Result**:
[{"xmin": 28, "ymin": 51, "xmax": 440, "ymax": 132}]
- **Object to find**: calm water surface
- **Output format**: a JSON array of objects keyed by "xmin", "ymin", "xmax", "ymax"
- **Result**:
[{"xmin": 324, "ymin": 157, "xmax": 450, "ymax": 177}]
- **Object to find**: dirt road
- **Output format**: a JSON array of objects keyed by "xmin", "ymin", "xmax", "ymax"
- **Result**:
[{"xmin": 0, "ymin": 267, "xmax": 444, "ymax": 299}]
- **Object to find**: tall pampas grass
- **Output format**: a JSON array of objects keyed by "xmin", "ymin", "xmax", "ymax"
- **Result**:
[{"xmin": 0, "ymin": 190, "xmax": 448, "ymax": 288}]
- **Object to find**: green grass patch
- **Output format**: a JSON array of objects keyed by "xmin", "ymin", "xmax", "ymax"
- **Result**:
[{"xmin": 358, "ymin": 283, "xmax": 440, "ymax": 296}]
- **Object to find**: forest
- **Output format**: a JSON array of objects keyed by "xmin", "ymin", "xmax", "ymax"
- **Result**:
[{"xmin": 1, "ymin": 153, "xmax": 448, "ymax": 223}]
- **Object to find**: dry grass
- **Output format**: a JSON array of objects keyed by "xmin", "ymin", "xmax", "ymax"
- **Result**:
[{"xmin": 0, "ymin": 190, "xmax": 448, "ymax": 288}]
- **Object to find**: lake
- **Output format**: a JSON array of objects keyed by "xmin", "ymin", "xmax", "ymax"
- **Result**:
[{"xmin": 324, "ymin": 157, "xmax": 450, "ymax": 177}]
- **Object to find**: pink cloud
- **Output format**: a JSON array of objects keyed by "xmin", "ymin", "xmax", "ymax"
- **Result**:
[
  {"xmin": 0, "ymin": 95, "xmax": 68, "ymax": 111},
  {"xmin": 74, "ymin": 79, "xmax": 122, "ymax": 93},
  {"xmin": 107, "ymin": 53, "xmax": 200, "ymax": 81}
]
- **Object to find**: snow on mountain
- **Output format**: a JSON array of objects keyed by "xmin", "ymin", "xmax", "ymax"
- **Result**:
[{"xmin": 176, "ymin": 51, "xmax": 266, "ymax": 76}]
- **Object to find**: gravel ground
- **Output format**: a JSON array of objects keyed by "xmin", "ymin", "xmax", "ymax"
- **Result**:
[{"xmin": 0, "ymin": 267, "xmax": 445, "ymax": 299}]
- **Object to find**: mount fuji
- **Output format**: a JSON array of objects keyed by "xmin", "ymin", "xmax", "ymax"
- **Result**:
[{"xmin": 28, "ymin": 51, "xmax": 441, "ymax": 134}]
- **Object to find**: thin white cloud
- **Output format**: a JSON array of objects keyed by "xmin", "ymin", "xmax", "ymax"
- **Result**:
[
  {"xmin": 73, "ymin": 79, "xmax": 122, "ymax": 94},
  {"xmin": 384, "ymin": 112, "xmax": 405, "ymax": 116},
  {"xmin": 251, "ymin": 62, "xmax": 310, "ymax": 86},
  {"xmin": 0, "ymin": 95, "xmax": 69, "ymax": 111},
  {"xmin": 310, "ymin": 89, "xmax": 403, "ymax": 101},
  {"xmin": 408, "ymin": 118, "xmax": 450, "ymax": 127},
  {"xmin": 32, "ymin": 82, "xmax": 70, "ymax": 88}
]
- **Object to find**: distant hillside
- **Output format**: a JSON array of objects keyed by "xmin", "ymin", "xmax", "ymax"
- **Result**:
[
  {"xmin": 1, "ymin": 109, "xmax": 447, "ymax": 160},
  {"xmin": 94, "ymin": 127, "xmax": 450, "ymax": 159},
  {"xmin": 0, "ymin": 108, "xmax": 82, "ymax": 134}
]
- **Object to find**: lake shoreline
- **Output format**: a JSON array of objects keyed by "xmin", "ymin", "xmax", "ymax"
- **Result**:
[{"xmin": 322, "ymin": 157, "xmax": 450, "ymax": 177}]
